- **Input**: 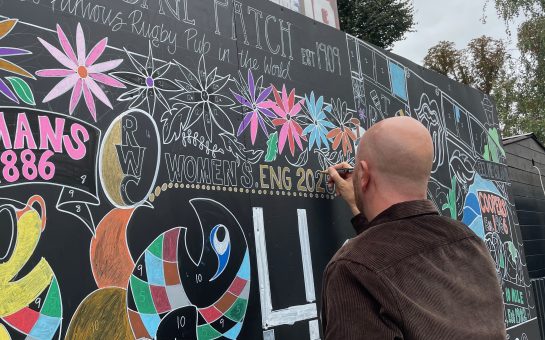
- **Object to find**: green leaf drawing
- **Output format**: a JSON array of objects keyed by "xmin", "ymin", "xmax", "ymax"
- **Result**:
[
  {"xmin": 6, "ymin": 76, "xmax": 35, "ymax": 106},
  {"xmin": 483, "ymin": 145, "xmax": 490, "ymax": 162},
  {"xmin": 265, "ymin": 132, "xmax": 278, "ymax": 162},
  {"xmin": 507, "ymin": 241, "xmax": 518, "ymax": 263},
  {"xmin": 441, "ymin": 176, "xmax": 457, "ymax": 219},
  {"xmin": 483, "ymin": 128, "xmax": 505, "ymax": 163}
]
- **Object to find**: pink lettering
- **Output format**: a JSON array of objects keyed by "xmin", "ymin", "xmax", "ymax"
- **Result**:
[
  {"xmin": 0, "ymin": 113, "xmax": 12, "ymax": 149},
  {"xmin": 14, "ymin": 113, "xmax": 37, "ymax": 149},
  {"xmin": 63, "ymin": 123, "xmax": 89, "ymax": 161},
  {"xmin": 39, "ymin": 116, "xmax": 65, "ymax": 153}
]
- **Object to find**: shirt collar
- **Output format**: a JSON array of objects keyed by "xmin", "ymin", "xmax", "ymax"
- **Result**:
[{"xmin": 354, "ymin": 200, "xmax": 439, "ymax": 234}]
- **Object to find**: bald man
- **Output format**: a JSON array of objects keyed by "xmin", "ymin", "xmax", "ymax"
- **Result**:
[{"xmin": 322, "ymin": 117, "xmax": 505, "ymax": 339}]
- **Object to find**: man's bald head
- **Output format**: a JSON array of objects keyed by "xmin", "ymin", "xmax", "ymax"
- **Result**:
[{"xmin": 355, "ymin": 117, "xmax": 434, "ymax": 200}]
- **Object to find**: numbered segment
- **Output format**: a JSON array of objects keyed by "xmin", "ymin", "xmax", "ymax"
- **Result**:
[
  {"xmin": 156, "ymin": 307, "xmax": 198, "ymax": 339},
  {"xmin": 0, "ymin": 196, "xmax": 62, "ymax": 339},
  {"xmin": 127, "ymin": 226, "xmax": 250, "ymax": 339},
  {"xmin": 65, "ymin": 288, "xmax": 133, "ymax": 340},
  {"xmin": 128, "ymin": 228, "xmax": 191, "ymax": 339},
  {"xmin": 0, "ymin": 199, "xmax": 51, "ymax": 317},
  {"xmin": 3, "ymin": 277, "xmax": 62, "ymax": 339}
]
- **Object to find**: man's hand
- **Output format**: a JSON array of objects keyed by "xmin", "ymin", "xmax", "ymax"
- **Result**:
[{"xmin": 328, "ymin": 163, "xmax": 360, "ymax": 216}]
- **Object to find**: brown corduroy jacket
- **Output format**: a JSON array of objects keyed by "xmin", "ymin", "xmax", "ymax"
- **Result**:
[{"xmin": 321, "ymin": 200, "xmax": 506, "ymax": 339}]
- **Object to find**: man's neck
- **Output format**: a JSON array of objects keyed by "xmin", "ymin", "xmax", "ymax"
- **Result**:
[{"xmin": 364, "ymin": 193, "xmax": 426, "ymax": 222}]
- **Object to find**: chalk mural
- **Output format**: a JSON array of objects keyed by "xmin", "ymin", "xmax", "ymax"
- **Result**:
[{"xmin": 0, "ymin": 0, "xmax": 538, "ymax": 339}]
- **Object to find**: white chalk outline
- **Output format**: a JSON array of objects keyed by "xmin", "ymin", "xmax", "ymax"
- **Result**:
[
  {"xmin": 297, "ymin": 209, "xmax": 316, "ymax": 303},
  {"xmin": 0, "ymin": 205, "xmax": 15, "ymax": 261},
  {"xmin": 253, "ymin": 207, "xmax": 318, "ymax": 331},
  {"xmin": 0, "ymin": 106, "xmax": 101, "ymax": 235},
  {"xmin": 98, "ymin": 108, "xmax": 160, "ymax": 210}
]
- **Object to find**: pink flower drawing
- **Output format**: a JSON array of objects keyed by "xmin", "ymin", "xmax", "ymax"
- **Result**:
[
  {"xmin": 262, "ymin": 85, "xmax": 307, "ymax": 156},
  {"xmin": 36, "ymin": 23, "xmax": 124, "ymax": 121}
]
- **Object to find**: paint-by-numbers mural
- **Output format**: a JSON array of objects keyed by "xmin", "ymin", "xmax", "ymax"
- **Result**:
[{"xmin": 0, "ymin": 0, "xmax": 539, "ymax": 339}]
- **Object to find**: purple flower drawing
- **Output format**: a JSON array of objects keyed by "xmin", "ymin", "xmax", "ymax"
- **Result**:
[{"xmin": 231, "ymin": 69, "xmax": 274, "ymax": 145}]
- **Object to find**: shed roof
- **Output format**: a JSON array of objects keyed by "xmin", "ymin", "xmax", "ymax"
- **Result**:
[{"xmin": 503, "ymin": 133, "xmax": 545, "ymax": 152}]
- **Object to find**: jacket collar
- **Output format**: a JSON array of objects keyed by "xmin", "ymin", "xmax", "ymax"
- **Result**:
[{"xmin": 356, "ymin": 200, "xmax": 439, "ymax": 233}]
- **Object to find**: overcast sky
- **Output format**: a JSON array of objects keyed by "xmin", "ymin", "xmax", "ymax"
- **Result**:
[{"xmin": 391, "ymin": 0, "xmax": 523, "ymax": 65}]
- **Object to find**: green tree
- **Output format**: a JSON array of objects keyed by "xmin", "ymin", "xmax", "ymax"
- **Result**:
[
  {"xmin": 492, "ymin": 68, "xmax": 520, "ymax": 137},
  {"xmin": 511, "ymin": 16, "xmax": 545, "ymax": 141},
  {"xmin": 487, "ymin": 0, "xmax": 545, "ymax": 22},
  {"xmin": 337, "ymin": 0, "xmax": 415, "ymax": 48},
  {"xmin": 423, "ymin": 36, "xmax": 508, "ymax": 95},
  {"xmin": 423, "ymin": 41, "xmax": 458, "ymax": 76},
  {"xmin": 487, "ymin": 0, "xmax": 545, "ymax": 142},
  {"xmin": 423, "ymin": 41, "xmax": 473, "ymax": 84},
  {"xmin": 467, "ymin": 36, "xmax": 509, "ymax": 95}
]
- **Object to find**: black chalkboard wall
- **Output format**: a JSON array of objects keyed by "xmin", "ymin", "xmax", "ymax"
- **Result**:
[{"xmin": 0, "ymin": 1, "xmax": 539, "ymax": 339}]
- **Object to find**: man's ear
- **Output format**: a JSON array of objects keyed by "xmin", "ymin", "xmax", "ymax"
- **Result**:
[{"xmin": 360, "ymin": 160, "xmax": 370, "ymax": 191}]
